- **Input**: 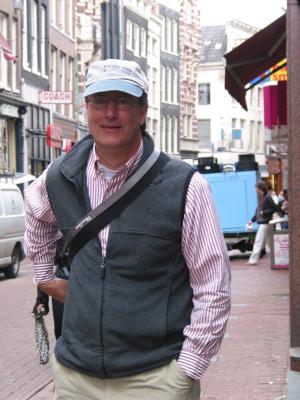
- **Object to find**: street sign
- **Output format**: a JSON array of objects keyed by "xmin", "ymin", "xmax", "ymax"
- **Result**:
[{"xmin": 40, "ymin": 91, "xmax": 72, "ymax": 104}]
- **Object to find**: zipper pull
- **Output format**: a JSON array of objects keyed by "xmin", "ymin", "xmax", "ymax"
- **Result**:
[{"xmin": 100, "ymin": 256, "xmax": 106, "ymax": 280}]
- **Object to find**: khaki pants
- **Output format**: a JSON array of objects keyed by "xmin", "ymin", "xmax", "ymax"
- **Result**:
[{"xmin": 51, "ymin": 355, "xmax": 200, "ymax": 400}]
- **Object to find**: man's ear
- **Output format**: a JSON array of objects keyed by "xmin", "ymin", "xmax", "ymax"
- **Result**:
[{"xmin": 140, "ymin": 104, "xmax": 148, "ymax": 125}]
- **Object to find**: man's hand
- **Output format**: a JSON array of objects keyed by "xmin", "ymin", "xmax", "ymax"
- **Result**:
[{"xmin": 38, "ymin": 279, "xmax": 69, "ymax": 303}]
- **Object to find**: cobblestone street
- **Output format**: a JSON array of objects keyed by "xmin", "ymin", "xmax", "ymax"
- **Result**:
[{"xmin": 0, "ymin": 254, "xmax": 290, "ymax": 400}]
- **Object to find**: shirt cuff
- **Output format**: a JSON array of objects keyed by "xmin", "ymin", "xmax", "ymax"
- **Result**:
[
  {"xmin": 177, "ymin": 350, "xmax": 210, "ymax": 380},
  {"xmin": 33, "ymin": 263, "xmax": 56, "ymax": 284}
]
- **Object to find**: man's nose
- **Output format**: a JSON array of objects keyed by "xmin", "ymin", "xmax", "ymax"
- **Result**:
[{"xmin": 104, "ymin": 100, "xmax": 118, "ymax": 117}]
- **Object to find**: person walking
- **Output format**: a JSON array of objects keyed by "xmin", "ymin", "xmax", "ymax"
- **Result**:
[
  {"xmin": 247, "ymin": 180, "xmax": 278, "ymax": 265},
  {"xmin": 24, "ymin": 59, "xmax": 231, "ymax": 400}
]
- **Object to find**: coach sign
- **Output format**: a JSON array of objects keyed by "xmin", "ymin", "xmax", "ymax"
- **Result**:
[{"xmin": 40, "ymin": 91, "xmax": 72, "ymax": 104}]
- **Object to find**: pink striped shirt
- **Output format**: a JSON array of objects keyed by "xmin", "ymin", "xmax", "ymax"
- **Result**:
[{"xmin": 24, "ymin": 142, "xmax": 231, "ymax": 380}]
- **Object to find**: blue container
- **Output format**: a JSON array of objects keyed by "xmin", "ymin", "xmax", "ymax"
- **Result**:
[{"xmin": 204, "ymin": 170, "xmax": 258, "ymax": 251}]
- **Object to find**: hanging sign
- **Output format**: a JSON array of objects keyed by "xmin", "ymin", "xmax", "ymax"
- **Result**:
[{"xmin": 46, "ymin": 124, "xmax": 62, "ymax": 148}]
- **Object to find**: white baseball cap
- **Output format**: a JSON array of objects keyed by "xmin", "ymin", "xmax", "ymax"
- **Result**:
[{"xmin": 84, "ymin": 59, "xmax": 148, "ymax": 98}]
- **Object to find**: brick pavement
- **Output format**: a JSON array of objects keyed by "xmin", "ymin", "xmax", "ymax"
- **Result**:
[
  {"xmin": 0, "ymin": 259, "xmax": 55, "ymax": 400},
  {"xmin": 0, "ymin": 254, "xmax": 290, "ymax": 400}
]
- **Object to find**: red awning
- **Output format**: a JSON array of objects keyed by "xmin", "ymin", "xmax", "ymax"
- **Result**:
[
  {"xmin": 0, "ymin": 32, "xmax": 16, "ymax": 62},
  {"xmin": 224, "ymin": 14, "xmax": 286, "ymax": 110}
]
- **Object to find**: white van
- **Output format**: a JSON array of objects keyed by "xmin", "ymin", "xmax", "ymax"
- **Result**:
[{"xmin": 0, "ymin": 182, "xmax": 26, "ymax": 278}]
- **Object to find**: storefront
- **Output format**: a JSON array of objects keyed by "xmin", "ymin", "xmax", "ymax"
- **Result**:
[
  {"xmin": 25, "ymin": 104, "xmax": 51, "ymax": 177},
  {"xmin": 0, "ymin": 95, "xmax": 27, "ymax": 175}
]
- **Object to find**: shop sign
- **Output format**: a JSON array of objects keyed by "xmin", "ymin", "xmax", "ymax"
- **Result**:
[
  {"xmin": 46, "ymin": 124, "xmax": 62, "ymax": 148},
  {"xmin": 267, "ymin": 158, "xmax": 281, "ymax": 175},
  {"xmin": 273, "ymin": 233, "xmax": 289, "ymax": 269},
  {"xmin": 0, "ymin": 104, "xmax": 19, "ymax": 118},
  {"xmin": 40, "ymin": 91, "xmax": 72, "ymax": 104}
]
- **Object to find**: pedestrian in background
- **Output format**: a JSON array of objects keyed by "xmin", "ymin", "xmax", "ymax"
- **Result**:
[
  {"xmin": 247, "ymin": 180, "xmax": 278, "ymax": 265},
  {"xmin": 24, "ymin": 58, "xmax": 231, "ymax": 400}
]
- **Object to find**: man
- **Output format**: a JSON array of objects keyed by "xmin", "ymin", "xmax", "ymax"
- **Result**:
[
  {"xmin": 247, "ymin": 180, "xmax": 278, "ymax": 265},
  {"xmin": 25, "ymin": 59, "xmax": 231, "ymax": 400}
]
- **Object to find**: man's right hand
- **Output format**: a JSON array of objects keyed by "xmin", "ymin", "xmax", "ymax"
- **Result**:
[{"xmin": 38, "ymin": 279, "xmax": 69, "ymax": 303}]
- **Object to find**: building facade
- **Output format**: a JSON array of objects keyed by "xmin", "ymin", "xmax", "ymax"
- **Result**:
[
  {"xmin": 159, "ymin": 2, "xmax": 180, "ymax": 156},
  {"xmin": 179, "ymin": 0, "xmax": 201, "ymax": 159},
  {"xmin": 0, "ymin": 0, "xmax": 205, "ymax": 178},
  {"xmin": 196, "ymin": 20, "xmax": 266, "ymax": 167},
  {"xmin": 0, "ymin": 1, "xmax": 26, "ymax": 175}
]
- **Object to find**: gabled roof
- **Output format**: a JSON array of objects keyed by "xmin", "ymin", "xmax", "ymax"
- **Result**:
[{"xmin": 201, "ymin": 25, "xmax": 227, "ymax": 63}]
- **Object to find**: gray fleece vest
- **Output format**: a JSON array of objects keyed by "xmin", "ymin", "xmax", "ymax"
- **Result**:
[{"xmin": 47, "ymin": 133, "xmax": 194, "ymax": 378}]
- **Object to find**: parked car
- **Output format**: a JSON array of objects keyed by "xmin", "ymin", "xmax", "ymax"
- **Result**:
[{"xmin": 0, "ymin": 182, "xmax": 26, "ymax": 278}]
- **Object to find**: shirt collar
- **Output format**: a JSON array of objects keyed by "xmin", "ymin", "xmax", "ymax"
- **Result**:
[{"xmin": 92, "ymin": 141, "xmax": 143, "ymax": 178}]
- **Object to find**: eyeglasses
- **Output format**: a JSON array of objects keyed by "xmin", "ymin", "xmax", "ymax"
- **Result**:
[{"xmin": 86, "ymin": 95, "xmax": 139, "ymax": 110}]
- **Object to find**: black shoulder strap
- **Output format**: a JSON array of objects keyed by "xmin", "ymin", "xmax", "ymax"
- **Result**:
[{"xmin": 66, "ymin": 151, "xmax": 169, "ymax": 263}]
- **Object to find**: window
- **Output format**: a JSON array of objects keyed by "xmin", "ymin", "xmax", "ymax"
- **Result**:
[
  {"xmin": 172, "ymin": 117, "xmax": 178, "ymax": 153},
  {"xmin": 133, "ymin": 24, "xmax": 140, "ymax": 56},
  {"xmin": 0, "ymin": 118, "xmax": 8, "ymax": 168},
  {"xmin": 165, "ymin": 116, "xmax": 171, "ymax": 153},
  {"xmin": 126, "ymin": 20, "xmax": 133, "ymax": 50},
  {"xmin": 161, "ymin": 65, "xmax": 166, "ymax": 102},
  {"xmin": 67, "ymin": 0, "xmax": 73, "ymax": 37},
  {"xmin": 59, "ymin": 0, "xmax": 65, "ymax": 32},
  {"xmin": 153, "ymin": 119, "xmax": 157, "ymax": 135},
  {"xmin": 68, "ymin": 58, "xmax": 73, "ymax": 118},
  {"xmin": 183, "ymin": 103, "xmax": 193, "ymax": 138},
  {"xmin": 171, "ymin": 19, "xmax": 178, "ymax": 54},
  {"xmin": 11, "ymin": 18, "xmax": 17, "ymax": 91},
  {"xmin": 161, "ymin": 116, "xmax": 166, "ymax": 152},
  {"xmin": 249, "ymin": 88, "xmax": 254, "ymax": 108},
  {"xmin": 167, "ymin": 67, "xmax": 171, "ymax": 102},
  {"xmin": 41, "ymin": 6, "xmax": 47, "ymax": 77},
  {"xmin": 51, "ymin": 0, "xmax": 57, "ymax": 25},
  {"xmin": 162, "ymin": 16, "xmax": 178, "ymax": 54},
  {"xmin": 31, "ymin": 0, "xmax": 38, "ymax": 72},
  {"xmin": 0, "ymin": 13, "xmax": 9, "ymax": 88},
  {"xmin": 198, "ymin": 83, "xmax": 210, "ymax": 105},
  {"xmin": 198, "ymin": 119, "xmax": 211, "ymax": 148},
  {"xmin": 22, "ymin": 2, "xmax": 29, "ymax": 68},
  {"xmin": 248, "ymin": 121, "xmax": 255, "ymax": 151},
  {"xmin": 166, "ymin": 18, "xmax": 171, "ymax": 51},
  {"xmin": 140, "ymin": 28, "xmax": 146, "ymax": 57},
  {"xmin": 60, "ymin": 53, "xmax": 66, "ymax": 115},
  {"xmin": 172, "ymin": 68, "xmax": 178, "ymax": 103},
  {"xmin": 257, "ymin": 87, "xmax": 263, "ymax": 108},
  {"xmin": 257, "ymin": 121, "xmax": 263, "ymax": 152},
  {"xmin": 232, "ymin": 129, "xmax": 242, "ymax": 140},
  {"xmin": 152, "ymin": 37, "xmax": 157, "ymax": 56},
  {"xmin": 161, "ymin": 16, "xmax": 166, "ymax": 51},
  {"xmin": 51, "ymin": 48, "xmax": 57, "ymax": 90},
  {"xmin": 152, "ymin": 68, "xmax": 157, "ymax": 105}
]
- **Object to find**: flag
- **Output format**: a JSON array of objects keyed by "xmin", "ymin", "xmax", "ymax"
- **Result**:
[{"xmin": 0, "ymin": 32, "xmax": 16, "ymax": 62}]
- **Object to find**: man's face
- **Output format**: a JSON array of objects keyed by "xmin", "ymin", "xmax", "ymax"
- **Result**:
[{"xmin": 86, "ymin": 91, "xmax": 148, "ymax": 155}]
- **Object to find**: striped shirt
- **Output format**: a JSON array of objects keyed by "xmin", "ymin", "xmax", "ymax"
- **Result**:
[{"xmin": 24, "ymin": 142, "xmax": 231, "ymax": 381}]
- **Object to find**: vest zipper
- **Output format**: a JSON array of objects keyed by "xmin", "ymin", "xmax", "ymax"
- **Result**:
[
  {"xmin": 100, "ymin": 256, "xmax": 106, "ymax": 280},
  {"xmin": 99, "ymin": 254, "xmax": 108, "ymax": 377}
]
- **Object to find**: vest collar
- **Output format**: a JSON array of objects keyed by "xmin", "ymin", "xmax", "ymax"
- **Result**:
[{"xmin": 58, "ymin": 131, "xmax": 155, "ymax": 182}]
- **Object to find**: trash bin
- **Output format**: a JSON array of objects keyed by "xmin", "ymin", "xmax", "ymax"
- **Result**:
[{"xmin": 269, "ymin": 218, "xmax": 289, "ymax": 270}]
